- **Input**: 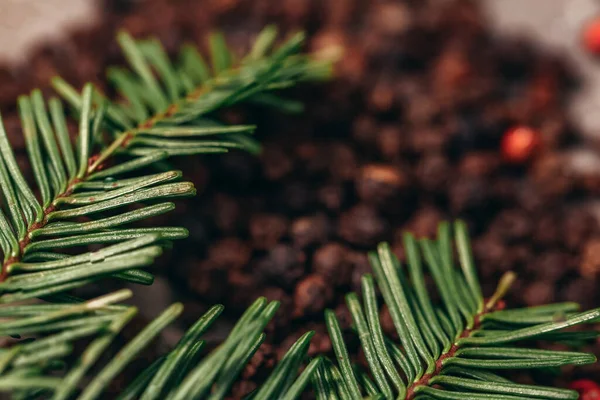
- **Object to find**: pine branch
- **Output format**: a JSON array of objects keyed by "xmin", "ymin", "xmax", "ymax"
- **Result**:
[
  {"xmin": 0, "ymin": 293, "xmax": 317, "ymax": 399},
  {"xmin": 52, "ymin": 27, "xmax": 330, "ymax": 168},
  {"xmin": 0, "ymin": 26, "xmax": 331, "ymax": 291},
  {"xmin": 0, "ymin": 26, "xmax": 332, "ymax": 399},
  {"xmin": 319, "ymin": 221, "xmax": 600, "ymax": 399}
]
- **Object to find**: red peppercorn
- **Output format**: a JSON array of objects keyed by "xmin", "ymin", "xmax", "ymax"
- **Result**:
[
  {"xmin": 501, "ymin": 126, "xmax": 540, "ymax": 164},
  {"xmin": 583, "ymin": 18, "xmax": 600, "ymax": 55},
  {"xmin": 570, "ymin": 380, "xmax": 600, "ymax": 400}
]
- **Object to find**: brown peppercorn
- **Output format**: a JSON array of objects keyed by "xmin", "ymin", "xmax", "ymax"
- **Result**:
[
  {"xmin": 29, "ymin": 44, "xmax": 61, "ymax": 88},
  {"xmin": 352, "ymin": 115, "xmax": 379, "ymax": 145},
  {"xmin": 368, "ymin": 78, "xmax": 396, "ymax": 113},
  {"xmin": 281, "ymin": 181, "xmax": 315, "ymax": 212},
  {"xmin": 473, "ymin": 234, "xmax": 511, "ymax": 277},
  {"xmin": 406, "ymin": 95, "xmax": 442, "ymax": 127},
  {"xmin": 281, "ymin": 0, "xmax": 312, "ymax": 25},
  {"xmin": 290, "ymin": 213, "xmax": 330, "ymax": 249},
  {"xmin": 580, "ymin": 239, "xmax": 600, "ymax": 278},
  {"xmin": 249, "ymin": 213, "xmax": 288, "ymax": 250},
  {"xmin": 261, "ymin": 286, "xmax": 294, "ymax": 330},
  {"xmin": 208, "ymin": 238, "xmax": 251, "ymax": 271},
  {"xmin": 242, "ymin": 343, "xmax": 276, "ymax": 380},
  {"xmin": 296, "ymin": 142, "xmax": 328, "ymax": 175},
  {"xmin": 433, "ymin": 47, "xmax": 471, "ymax": 91},
  {"xmin": 318, "ymin": 183, "xmax": 346, "ymax": 211},
  {"xmin": 261, "ymin": 145, "xmax": 293, "ymax": 181},
  {"xmin": 355, "ymin": 164, "xmax": 408, "ymax": 206},
  {"xmin": 532, "ymin": 214, "xmax": 562, "ymax": 248},
  {"xmin": 338, "ymin": 44, "xmax": 367, "ymax": 83},
  {"xmin": 228, "ymin": 381, "xmax": 257, "ymax": 400},
  {"xmin": 321, "ymin": 0, "xmax": 355, "ymax": 28},
  {"xmin": 505, "ymin": 245, "xmax": 534, "ymax": 275},
  {"xmin": 512, "ymin": 183, "xmax": 544, "ymax": 213},
  {"xmin": 448, "ymin": 176, "xmax": 488, "ymax": 213},
  {"xmin": 312, "ymin": 243, "xmax": 352, "ymax": 286},
  {"xmin": 328, "ymin": 143, "xmax": 358, "ymax": 182},
  {"xmin": 376, "ymin": 125, "xmax": 404, "ymax": 160},
  {"xmin": 228, "ymin": 270, "xmax": 259, "ymax": 305},
  {"xmin": 367, "ymin": 2, "xmax": 410, "ymax": 37},
  {"xmin": 538, "ymin": 114, "xmax": 570, "ymax": 150},
  {"xmin": 0, "ymin": 67, "xmax": 25, "ymax": 108},
  {"xmin": 404, "ymin": 206, "xmax": 445, "ymax": 239},
  {"xmin": 459, "ymin": 152, "xmax": 500, "ymax": 177},
  {"xmin": 489, "ymin": 209, "xmax": 532, "ymax": 243},
  {"xmin": 338, "ymin": 204, "xmax": 388, "ymax": 247},
  {"xmin": 348, "ymin": 251, "xmax": 373, "ymax": 293},
  {"xmin": 293, "ymin": 274, "xmax": 334, "ymax": 317},
  {"xmin": 213, "ymin": 194, "xmax": 241, "ymax": 234},
  {"xmin": 187, "ymin": 260, "xmax": 228, "ymax": 302},
  {"xmin": 523, "ymin": 281, "xmax": 555, "ymax": 306},
  {"xmin": 307, "ymin": 324, "xmax": 333, "ymax": 356},
  {"xmin": 416, "ymin": 154, "xmax": 451, "ymax": 193},
  {"xmin": 409, "ymin": 127, "xmax": 447, "ymax": 154},
  {"xmin": 530, "ymin": 154, "xmax": 573, "ymax": 199},
  {"xmin": 334, "ymin": 302, "xmax": 353, "ymax": 330},
  {"xmin": 560, "ymin": 278, "xmax": 597, "ymax": 309},
  {"xmin": 256, "ymin": 244, "xmax": 305, "ymax": 289},
  {"xmin": 563, "ymin": 208, "xmax": 598, "ymax": 251},
  {"xmin": 522, "ymin": 250, "xmax": 566, "ymax": 282}
]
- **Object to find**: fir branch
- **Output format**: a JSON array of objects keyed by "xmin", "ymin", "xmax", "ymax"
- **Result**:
[
  {"xmin": 0, "ymin": 26, "xmax": 333, "ymax": 399},
  {"xmin": 0, "ymin": 26, "xmax": 331, "ymax": 291},
  {"xmin": 52, "ymin": 27, "xmax": 331, "ymax": 171},
  {"xmin": 319, "ymin": 221, "xmax": 599, "ymax": 400}
]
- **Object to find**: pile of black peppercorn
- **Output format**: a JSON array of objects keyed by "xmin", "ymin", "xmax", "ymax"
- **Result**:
[{"xmin": 1, "ymin": 0, "xmax": 599, "ymax": 394}]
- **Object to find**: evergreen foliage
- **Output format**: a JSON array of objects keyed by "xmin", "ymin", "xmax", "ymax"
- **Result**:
[
  {"xmin": 0, "ymin": 26, "xmax": 597, "ymax": 400},
  {"xmin": 320, "ymin": 223, "xmax": 599, "ymax": 399}
]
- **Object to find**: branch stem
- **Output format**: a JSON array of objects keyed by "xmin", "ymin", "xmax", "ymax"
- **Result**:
[
  {"xmin": 0, "ymin": 76, "xmax": 216, "ymax": 282},
  {"xmin": 405, "ymin": 297, "xmax": 505, "ymax": 399}
]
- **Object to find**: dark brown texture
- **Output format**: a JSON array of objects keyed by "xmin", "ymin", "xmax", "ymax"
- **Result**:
[{"xmin": 1, "ymin": 0, "xmax": 599, "ymax": 392}]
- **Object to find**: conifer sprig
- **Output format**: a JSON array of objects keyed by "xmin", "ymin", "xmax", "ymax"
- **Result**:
[
  {"xmin": 0, "ymin": 27, "xmax": 332, "ymax": 399},
  {"xmin": 0, "ymin": 26, "xmax": 331, "ymax": 293},
  {"xmin": 318, "ymin": 221, "xmax": 600, "ymax": 399},
  {"xmin": 52, "ymin": 27, "xmax": 330, "ymax": 170},
  {"xmin": 0, "ymin": 83, "xmax": 193, "ymax": 297}
]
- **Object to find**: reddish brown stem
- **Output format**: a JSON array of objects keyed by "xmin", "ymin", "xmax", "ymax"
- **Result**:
[
  {"xmin": 0, "ymin": 84, "xmax": 202, "ymax": 283},
  {"xmin": 0, "ymin": 180, "xmax": 81, "ymax": 282},
  {"xmin": 405, "ymin": 300, "xmax": 505, "ymax": 399}
]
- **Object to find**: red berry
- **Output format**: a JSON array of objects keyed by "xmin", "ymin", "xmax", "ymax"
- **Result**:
[
  {"xmin": 570, "ymin": 380, "xmax": 600, "ymax": 400},
  {"xmin": 583, "ymin": 390, "xmax": 600, "ymax": 400},
  {"xmin": 501, "ymin": 126, "xmax": 539, "ymax": 164},
  {"xmin": 495, "ymin": 299, "xmax": 506, "ymax": 311},
  {"xmin": 583, "ymin": 18, "xmax": 600, "ymax": 55}
]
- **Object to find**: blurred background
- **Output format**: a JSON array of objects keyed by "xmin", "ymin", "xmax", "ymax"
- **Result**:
[
  {"xmin": 3, "ymin": 0, "xmax": 600, "ymax": 135},
  {"xmin": 2, "ymin": 0, "xmax": 600, "ymax": 394}
]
